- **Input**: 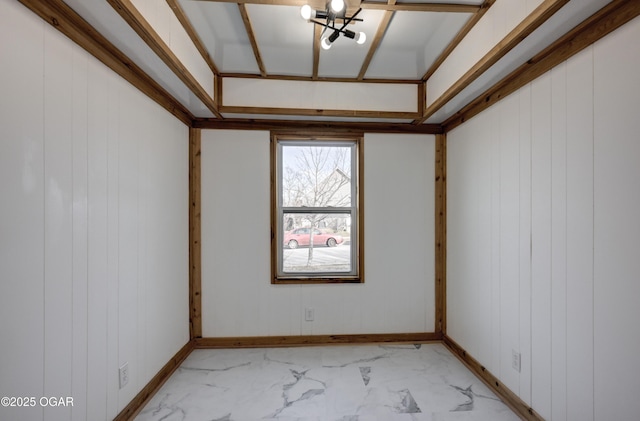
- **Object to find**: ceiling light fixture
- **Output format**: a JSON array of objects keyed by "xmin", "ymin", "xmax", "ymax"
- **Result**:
[{"xmin": 300, "ymin": 1, "xmax": 366, "ymax": 50}]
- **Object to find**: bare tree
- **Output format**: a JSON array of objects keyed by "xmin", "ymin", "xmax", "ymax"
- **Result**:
[{"xmin": 282, "ymin": 145, "xmax": 351, "ymax": 265}]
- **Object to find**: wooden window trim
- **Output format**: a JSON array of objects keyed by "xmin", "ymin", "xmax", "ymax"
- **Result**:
[{"xmin": 270, "ymin": 132, "xmax": 364, "ymax": 284}]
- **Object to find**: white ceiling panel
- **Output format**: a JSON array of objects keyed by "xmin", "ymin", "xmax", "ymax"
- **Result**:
[
  {"xmin": 366, "ymin": 11, "xmax": 472, "ymax": 79},
  {"xmin": 179, "ymin": 0, "xmax": 260, "ymax": 73},
  {"xmin": 247, "ymin": 4, "xmax": 315, "ymax": 76}
]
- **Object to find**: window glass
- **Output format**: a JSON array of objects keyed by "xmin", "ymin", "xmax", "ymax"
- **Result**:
[{"xmin": 282, "ymin": 212, "xmax": 352, "ymax": 274}]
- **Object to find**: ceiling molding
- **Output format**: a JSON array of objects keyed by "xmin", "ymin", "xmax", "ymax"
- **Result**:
[
  {"xmin": 166, "ymin": 0, "xmax": 220, "ymax": 75},
  {"xmin": 219, "ymin": 106, "xmax": 420, "ymax": 120},
  {"xmin": 442, "ymin": 0, "xmax": 640, "ymax": 133},
  {"xmin": 238, "ymin": 3, "xmax": 267, "ymax": 77},
  {"xmin": 193, "ymin": 118, "xmax": 444, "ymax": 134},
  {"xmin": 359, "ymin": 2, "xmax": 480, "ymax": 13},
  {"xmin": 414, "ymin": 0, "xmax": 570, "ymax": 125},
  {"xmin": 107, "ymin": 0, "xmax": 223, "ymax": 119},
  {"xmin": 358, "ymin": 0, "xmax": 396, "ymax": 80},
  {"xmin": 17, "ymin": 0, "xmax": 194, "ymax": 126},
  {"xmin": 421, "ymin": 0, "xmax": 495, "ymax": 81},
  {"xmin": 220, "ymin": 73, "xmax": 421, "ymax": 84}
]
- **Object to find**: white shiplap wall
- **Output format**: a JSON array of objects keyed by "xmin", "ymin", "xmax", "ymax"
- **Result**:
[
  {"xmin": 0, "ymin": 2, "xmax": 189, "ymax": 420},
  {"xmin": 447, "ymin": 17, "xmax": 640, "ymax": 421},
  {"xmin": 200, "ymin": 131, "xmax": 435, "ymax": 337}
]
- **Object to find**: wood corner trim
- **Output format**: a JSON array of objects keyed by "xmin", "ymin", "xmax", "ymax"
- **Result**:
[
  {"xmin": 434, "ymin": 133, "xmax": 447, "ymax": 334},
  {"xmin": 189, "ymin": 128, "xmax": 202, "ymax": 340}
]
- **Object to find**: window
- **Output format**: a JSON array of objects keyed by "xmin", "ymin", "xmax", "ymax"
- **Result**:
[{"xmin": 271, "ymin": 133, "xmax": 363, "ymax": 284}]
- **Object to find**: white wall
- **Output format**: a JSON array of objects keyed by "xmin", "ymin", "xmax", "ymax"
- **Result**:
[
  {"xmin": 447, "ymin": 17, "xmax": 640, "ymax": 421},
  {"xmin": 201, "ymin": 131, "xmax": 435, "ymax": 337},
  {"xmin": 0, "ymin": 2, "xmax": 189, "ymax": 420}
]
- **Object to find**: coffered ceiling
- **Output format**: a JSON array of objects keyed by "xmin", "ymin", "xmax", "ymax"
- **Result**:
[
  {"xmin": 178, "ymin": 0, "xmax": 480, "ymax": 79},
  {"xmin": 26, "ymin": 0, "xmax": 617, "ymax": 127}
]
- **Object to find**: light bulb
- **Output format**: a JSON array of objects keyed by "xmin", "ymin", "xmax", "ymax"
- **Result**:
[
  {"xmin": 331, "ymin": 0, "xmax": 344, "ymax": 13},
  {"xmin": 321, "ymin": 37, "xmax": 332, "ymax": 50},
  {"xmin": 300, "ymin": 4, "xmax": 312, "ymax": 20},
  {"xmin": 356, "ymin": 31, "xmax": 366, "ymax": 45}
]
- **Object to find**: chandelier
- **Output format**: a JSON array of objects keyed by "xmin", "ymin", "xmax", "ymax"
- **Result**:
[{"xmin": 300, "ymin": 0, "xmax": 366, "ymax": 50}]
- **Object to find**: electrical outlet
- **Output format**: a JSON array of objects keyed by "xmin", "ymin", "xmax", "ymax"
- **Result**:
[
  {"xmin": 119, "ymin": 362, "xmax": 129, "ymax": 389},
  {"xmin": 512, "ymin": 350, "xmax": 521, "ymax": 373},
  {"xmin": 305, "ymin": 307, "xmax": 314, "ymax": 321}
]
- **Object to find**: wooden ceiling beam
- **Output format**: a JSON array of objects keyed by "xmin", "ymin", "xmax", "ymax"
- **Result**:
[
  {"xmin": 358, "ymin": 0, "xmax": 396, "ymax": 80},
  {"xmin": 166, "ymin": 0, "xmax": 220, "ymax": 75},
  {"xmin": 108, "ymin": 0, "xmax": 223, "ymax": 119},
  {"xmin": 414, "ymin": 0, "xmax": 569, "ymax": 125},
  {"xmin": 219, "ymin": 105, "xmax": 419, "ymax": 120},
  {"xmin": 238, "ymin": 4, "xmax": 268, "ymax": 77},
  {"xmin": 193, "ymin": 117, "xmax": 444, "ymax": 134},
  {"xmin": 220, "ymin": 73, "xmax": 421, "ymax": 84},
  {"xmin": 312, "ymin": 24, "xmax": 322, "ymax": 80},
  {"xmin": 421, "ymin": 0, "xmax": 495, "ymax": 81},
  {"xmin": 18, "ymin": 0, "xmax": 194, "ymax": 126}
]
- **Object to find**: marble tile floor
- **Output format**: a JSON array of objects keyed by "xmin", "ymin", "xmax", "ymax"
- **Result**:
[{"xmin": 135, "ymin": 343, "xmax": 522, "ymax": 421}]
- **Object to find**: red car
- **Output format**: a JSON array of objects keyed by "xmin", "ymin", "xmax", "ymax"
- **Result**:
[{"xmin": 283, "ymin": 228, "xmax": 344, "ymax": 249}]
